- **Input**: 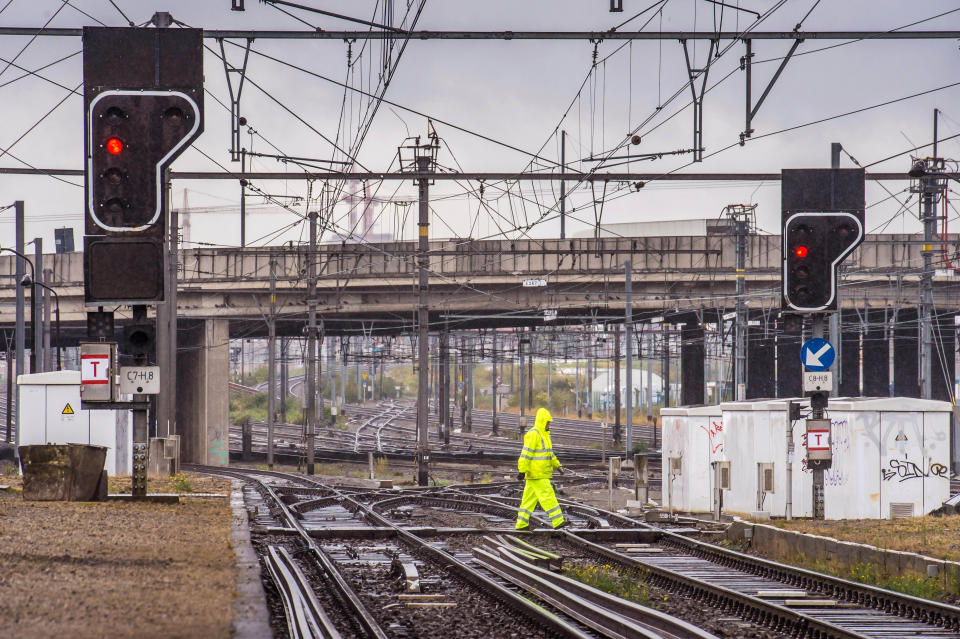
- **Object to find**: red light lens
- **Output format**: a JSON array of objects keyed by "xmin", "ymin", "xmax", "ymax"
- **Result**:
[
  {"xmin": 105, "ymin": 137, "xmax": 123, "ymax": 155},
  {"xmin": 795, "ymin": 246, "xmax": 808, "ymax": 258}
]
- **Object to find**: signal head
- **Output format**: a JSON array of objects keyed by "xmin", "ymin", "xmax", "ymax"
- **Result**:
[{"xmin": 105, "ymin": 137, "xmax": 123, "ymax": 155}]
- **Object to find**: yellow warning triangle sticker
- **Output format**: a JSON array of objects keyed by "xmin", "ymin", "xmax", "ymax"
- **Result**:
[{"xmin": 62, "ymin": 403, "xmax": 75, "ymax": 415}]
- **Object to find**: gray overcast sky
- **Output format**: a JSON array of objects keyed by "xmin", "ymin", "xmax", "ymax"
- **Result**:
[{"xmin": 0, "ymin": 1, "xmax": 958, "ymax": 250}]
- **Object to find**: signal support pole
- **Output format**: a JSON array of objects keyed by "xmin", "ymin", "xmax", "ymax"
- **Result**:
[
  {"xmin": 614, "ymin": 324, "xmax": 621, "ymax": 446},
  {"xmin": 267, "ymin": 255, "xmax": 276, "ymax": 468},
  {"xmin": 734, "ymin": 214, "xmax": 747, "ymax": 400},
  {"xmin": 625, "ymin": 260, "xmax": 633, "ymax": 455},
  {"xmin": 440, "ymin": 326, "xmax": 449, "ymax": 446},
  {"xmin": 415, "ymin": 152, "xmax": 431, "ymax": 486},
  {"xmin": 13, "ymin": 201, "xmax": 24, "ymax": 461},
  {"xmin": 519, "ymin": 329, "xmax": 525, "ymax": 420},
  {"xmin": 559, "ymin": 130, "xmax": 566, "ymax": 239},
  {"xmin": 131, "ymin": 305, "xmax": 149, "ymax": 498},
  {"xmin": 920, "ymin": 190, "xmax": 935, "ymax": 399},
  {"xmin": 492, "ymin": 330, "xmax": 499, "ymax": 436},
  {"xmin": 32, "ymin": 239, "xmax": 42, "ymax": 374},
  {"xmin": 918, "ymin": 112, "xmax": 943, "ymax": 400},
  {"xmin": 810, "ymin": 313, "xmax": 826, "ymax": 519},
  {"xmin": 463, "ymin": 334, "xmax": 473, "ymax": 433},
  {"xmin": 305, "ymin": 210, "xmax": 317, "ymax": 475}
]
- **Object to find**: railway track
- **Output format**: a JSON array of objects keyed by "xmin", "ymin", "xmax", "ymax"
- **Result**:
[
  {"xmin": 190, "ymin": 463, "xmax": 960, "ymax": 638},
  {"xmin": 194, "ymin": 464, "xmax": 725, "ymax": 638},
  {"xmin": 425, "ymin": 485, "xmax": 960, "ymax": 639},
  {"xmin": 264, "ymin": 545, "xmax": 344, "ymax": 639},
  {"xmin": 559, "ymin": 531, "xmax": 960, "ymax": 639}
]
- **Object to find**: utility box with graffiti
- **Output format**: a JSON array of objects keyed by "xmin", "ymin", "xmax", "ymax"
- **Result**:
[
  {"xmin": 662, "ymin": 397, "xmax": 951, "ymax": 519},
  {"xmin": 660, "ymin": 405, "xmax": 724, "ymax": 513}
]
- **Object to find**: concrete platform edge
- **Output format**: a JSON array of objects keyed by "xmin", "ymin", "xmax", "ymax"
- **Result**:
[{"xmin": 230, "ymin": 479, "xmax": 272, "ymax": 639}]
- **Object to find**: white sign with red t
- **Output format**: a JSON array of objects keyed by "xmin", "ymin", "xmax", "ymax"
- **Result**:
[
  {"xmin": 81, "ymin": 354, "xmax": 110, "ymax": 385},
  {"xmin": 805, "ymin": 418, "xmax": 832, "ymax": 462},
  {"xmin": 807, "ymin": 429, "xmax": 830, "ymax": 450},
  {"xmin": 79, "ymin": 342, "xmax": 116, "ymax": 402}
]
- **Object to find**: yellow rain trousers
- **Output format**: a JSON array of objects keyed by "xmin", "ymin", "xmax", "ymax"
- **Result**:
[{"xmin": 516, "ymin": 408, "xmax": 565, "ymax": 529}]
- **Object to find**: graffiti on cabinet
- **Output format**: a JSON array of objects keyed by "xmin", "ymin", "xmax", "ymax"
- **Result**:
[
  {"xmin": 881, "ymin": 458, "xmax": 948, "ymax": 482},
  {"xmin": 698, "ymin": 420, "xmax": 724, "ymax": 454}
]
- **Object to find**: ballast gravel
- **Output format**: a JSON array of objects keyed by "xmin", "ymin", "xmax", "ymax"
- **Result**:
[{"xmin": 0, "ymin": 475, "xmax": 235, "ymax": 639}]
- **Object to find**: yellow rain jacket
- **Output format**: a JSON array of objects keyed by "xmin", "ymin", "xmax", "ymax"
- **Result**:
[{"xmin": 517, "ymin": 408, "xmax": 561, "ymax": 480}]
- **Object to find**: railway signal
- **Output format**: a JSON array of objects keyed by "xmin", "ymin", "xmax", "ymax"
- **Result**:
[
  {"xmin": 87, "ymin": 90, "xmax": 201, "ymax": 234},
  {"xmin": 83, "ymin": 26, "xmax": 204, "ymax": 304},
  {"xmin": 81, "ymin": 26, "xmax": 204, "ymax": 499},
  {"xmin": 782, "ymin": 212, "xmax": 863, "ymax": 311},
  {"xmin": 780, "ymin": 168, "xmax": 865, "ymax": 313},
  {"xmin": 780, "ymin": 167, "xmax": 864, "ymax": 518}
]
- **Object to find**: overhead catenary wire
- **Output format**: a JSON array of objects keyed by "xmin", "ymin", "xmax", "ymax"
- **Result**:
[{"xmin": 0, "ymin": 0, "xmax": 69, "ymax": 82}]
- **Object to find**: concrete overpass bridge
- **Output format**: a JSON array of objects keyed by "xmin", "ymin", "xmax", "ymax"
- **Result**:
[{"xmin": 0, "ymin": 233, "xmax": 955, "ymax": 339}]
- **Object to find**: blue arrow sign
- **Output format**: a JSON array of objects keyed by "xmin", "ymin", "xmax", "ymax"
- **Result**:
[{"xmin": 800, "ymin": 338, "xmax": 835, "ymax": 372}]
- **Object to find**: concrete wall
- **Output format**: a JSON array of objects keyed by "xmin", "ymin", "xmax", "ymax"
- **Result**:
[{"xmin": 177, "ymin": 319, "xmax": 229, "ymax": 466}]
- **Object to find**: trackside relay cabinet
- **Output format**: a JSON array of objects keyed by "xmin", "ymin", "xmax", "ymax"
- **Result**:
[{"xmin": 18, "ymin": 370, "xmax": 132, "ymax": 476}]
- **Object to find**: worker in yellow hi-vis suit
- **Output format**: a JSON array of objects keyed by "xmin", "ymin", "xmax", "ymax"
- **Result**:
[{"xmin": 516, "ymin": 407, "xmax": 567, "ymax": 530}]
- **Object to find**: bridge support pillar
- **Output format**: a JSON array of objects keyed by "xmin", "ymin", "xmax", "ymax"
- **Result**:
[
  {"xmin": 176, "ymin": 319, "xmax": 230, "ymax": 466},
  {"xmin": 893, "ymin": 309, "xmax": 919, "ymax": 397},
  {"xmin": 933, "ymin": 312, "xmax": 956, "ymax": 402},
  {"xmin": 862, "ymin": 308, "xmax": 890, "ymax": 397},
  {"xmin": 839, "ymin": 310, "xmax": 860, "ymax": 397},
  {"xmin": 776, "ymin": 315, "xmax": 801, "ymax": 398},
  {"xmin": 746, "ymin": 325, "xmax": 775, "ymax": 399},
  {"xmin": 680, "ymin": 320, "xmax": 704, "ymax": 406}
]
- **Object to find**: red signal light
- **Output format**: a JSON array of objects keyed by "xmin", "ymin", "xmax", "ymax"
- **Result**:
[
  {"xmin": 105, "ymin": 137, "xmax": 123, "ymax": 155},
  {"xmin": 794, "ymin": 245, "xmax": 808, "ymax": 258}
]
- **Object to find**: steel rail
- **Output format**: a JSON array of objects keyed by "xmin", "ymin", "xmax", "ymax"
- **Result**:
[
  {"xmin": 369, "ymin": 493, "xmax": 528, "ymax": 522},
  {"xmin": 563, "ymin": 532, "xmax": 873, "ymax": 639},
  {"xmin": 219, "ymin": 464, "xmax": 598, "ymax": 638},
  {"xmin": 472, "ymin": 489, "xmax": 651, "ymax": 530},
  {"xmin": 337, "ymin": 493, "xmax": 595, "ymax": 638},
  {"xmin": 474, "ymin": 542, "xmax": 719, "ymax": 639},
  {"xmin": 264, "ymin": 545, "xmax": 344, "ymax": 639},
  {"xmin": 230, "ymin": 415, "xmax": 618, "ymax": 463},
  {"xmin": 352, "ymin": 404, "xmax": 394, "ymax": 452},
  {"xmin": 1, "ymin": 27, "xmax": 959, "ymax": 39},
  {"xmin": 478, "ymin": 487, "xmax": 960, "ymax": 636},
  {"xmin": 185, "ymin": 465, "xmax": 390, "ymax": 639},
  {"xmin": 653, "ymin": 528, "xmax": 960, "ymax": 632}
]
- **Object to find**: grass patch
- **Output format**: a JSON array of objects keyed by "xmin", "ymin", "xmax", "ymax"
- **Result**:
[
  {"xmin": 230, "ymin": 392, "xmax": 304, "ymax": 425},
  {"xmin": 768, "ymin": 515, "xmax": 960, "ymax": 563},
  {"xmin": 171, "ymin": 472, "xmax": 194, "ymax": 494},
  {"xmin": 563, "ymin": 562, "xmax": 652, "ymax": 606},
  {"xmin": 631, "ymin": 441, "xmax": 649, "ymax": 454},
  {"xmin": 788, "ymin": 556, "xmax": 954, "ymax": 601}
]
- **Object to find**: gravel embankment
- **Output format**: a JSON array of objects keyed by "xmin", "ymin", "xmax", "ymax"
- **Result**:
[{"xmin": 0, "ymin": 474, "xmax": 235, "ymax": 639}]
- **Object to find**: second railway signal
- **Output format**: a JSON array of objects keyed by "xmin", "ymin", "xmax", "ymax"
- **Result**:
[
  {"xmin": 781, "ymin": 168, "xmax": 865, "ymax": 313},
  {"xmin": 782, "ymin": 212, "xmax": 863, "ymax": 311}
]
